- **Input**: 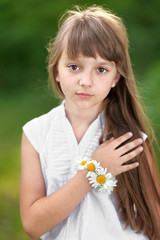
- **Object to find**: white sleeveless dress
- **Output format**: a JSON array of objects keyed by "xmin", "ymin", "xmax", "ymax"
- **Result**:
[{"xmin": 22, "ymin": 101, "xmax": 148, "ymax": 240}]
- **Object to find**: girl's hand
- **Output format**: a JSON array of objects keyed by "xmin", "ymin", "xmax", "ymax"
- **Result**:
[{"xmin": 91, "ymin": 132, "xmax": 143, "ymax": 176}]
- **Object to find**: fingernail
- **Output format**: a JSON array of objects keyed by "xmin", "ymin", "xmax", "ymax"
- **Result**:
[
  {"xmin": 128, "ymin": 132, "xmax": 133, "ymax": 136},
  {"xmin": 138, "ymin": 138, "xmax": 143, "ymax": 143},
  {"xmin": 136, "ymin": 162, "xmax": 139, "ymax": 167},
  {"xmin": 139, "ymin": 146, "xmax": 143, "ymax": 151}
]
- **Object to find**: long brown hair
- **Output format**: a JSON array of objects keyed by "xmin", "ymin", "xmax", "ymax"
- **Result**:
[{"xmin": 48, "ymin": 6, "xmax": 160, "ymax": 239}]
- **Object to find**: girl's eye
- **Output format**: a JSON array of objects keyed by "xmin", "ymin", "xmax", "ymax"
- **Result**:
[
  {"xmin": 97, "ymin": 67, "xmax": 107, "ymax": 74},
  {"xmin": 68, "ymin": 64, "xmax": 79, "ymax": 71}
]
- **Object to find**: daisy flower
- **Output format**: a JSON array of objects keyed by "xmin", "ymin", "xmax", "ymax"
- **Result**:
[
  {"xmin": 87, "ymin": 167, "xmax": 117, "ymax": 194},
  {"xmin": 78, "ymin": 160, "xmax": 88, "ymax": 170},
  {"xmin": 78, "ymin": 159, "xmax": 100, "ymax": 173},
  {"xmin": 86, "ymin": 159, "xmax": 101, "ymax": 176}
]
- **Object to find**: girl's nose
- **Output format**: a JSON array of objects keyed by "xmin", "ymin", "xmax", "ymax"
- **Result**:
[{"xmin": 78, "ymin": 71, "xmax": 93, "ymax": 87}]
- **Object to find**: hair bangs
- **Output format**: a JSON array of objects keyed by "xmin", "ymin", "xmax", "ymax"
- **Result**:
[{"xmin": 66, "ymin": 17, "xmax": 120, "ymax": 62}]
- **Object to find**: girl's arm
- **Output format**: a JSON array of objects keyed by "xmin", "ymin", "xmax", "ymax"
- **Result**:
[
  {"xmin": 20, "ymin": 132, "xmax": 143, "ymax": 239},
  {"xmin": 20, "ymin": 132, "xmax": 92, "ymax": 239}
]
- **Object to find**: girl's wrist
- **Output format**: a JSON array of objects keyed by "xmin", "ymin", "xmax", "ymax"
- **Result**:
[
  {"xmin": 76, "ymin": 169, "xmax": 93, "ymax": 191},
  {"xmin": 78, "ymin": 158, "xmax": 117, "ymax": 194}
]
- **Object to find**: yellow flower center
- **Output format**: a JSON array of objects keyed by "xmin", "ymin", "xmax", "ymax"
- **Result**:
[
  {"xmin": 81, "ymin": 160, "xmax": 87, "ymax": 166},
  {"xmin": 87, "ymin": 163, "xmax": 95, "ymax": 171},
  {"xmin": 97, "ymin": 175, "xmax": 106, "ymax": 184}
]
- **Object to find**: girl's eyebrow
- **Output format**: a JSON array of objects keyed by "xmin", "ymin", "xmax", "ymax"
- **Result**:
[
  {"xmin": 96, "ymin": 61, "xmax": 114, "ymax": 67},
  {"xmin": 64, "ymin": 57, "xmax": 114, "ymax": 67}
]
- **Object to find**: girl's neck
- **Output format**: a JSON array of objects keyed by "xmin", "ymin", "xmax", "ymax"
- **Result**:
[
  {"xmin": 65, "ymin": 101, "xmax": 102, "ymax": 124},
  {"xmin": 64, "ymin": 101, "xmax": 103, "ymax": 143}
]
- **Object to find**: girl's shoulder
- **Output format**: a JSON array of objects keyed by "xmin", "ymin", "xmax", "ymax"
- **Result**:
[
  {"xmin": 22, "ymin": 103, "xmax": 64, "ymax": 153},
  {"xmin": 23, "ymin": 103, "xmax": 63, "ymax": 131}
]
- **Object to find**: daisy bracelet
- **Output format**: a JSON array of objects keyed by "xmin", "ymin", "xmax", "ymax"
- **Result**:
[{"xmin": 78, "ymin": 158, "xmax": 118, "ymax": 194}]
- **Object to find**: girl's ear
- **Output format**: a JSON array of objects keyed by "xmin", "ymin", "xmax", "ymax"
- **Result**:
[
  {"xmin": 112, "ymin": 72, "xmax": 121, "ymax": 88},
  {"xmin": 54, "ymin": 67, "xmax": 59, "ymax": 82}
]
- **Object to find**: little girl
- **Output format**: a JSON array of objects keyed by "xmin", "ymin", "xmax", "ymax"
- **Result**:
[{"xmin": 20, "ymin": 5, "xmax": 160, "ymax": 240}]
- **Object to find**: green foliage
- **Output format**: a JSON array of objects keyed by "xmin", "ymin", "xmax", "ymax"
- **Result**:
[{"xmin": 0, "ymin": 0, "xmax": 160, "ymax": 91}]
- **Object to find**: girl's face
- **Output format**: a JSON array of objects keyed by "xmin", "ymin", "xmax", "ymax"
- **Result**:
[{"xmin": 56, "ymin": 51, "xmax": 120, "ymax": 114}]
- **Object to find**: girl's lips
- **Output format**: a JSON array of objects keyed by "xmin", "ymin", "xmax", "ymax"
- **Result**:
[{"xmin": 76, "ymin": 93, "xmax": 93, "ymax": 99}]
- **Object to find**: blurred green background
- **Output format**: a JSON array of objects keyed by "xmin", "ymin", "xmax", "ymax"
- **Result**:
[{"xmin": 0, "ymin": 0, "xmax": 159, "ymax": 239}]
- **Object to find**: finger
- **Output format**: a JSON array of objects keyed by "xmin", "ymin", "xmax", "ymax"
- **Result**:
[
  {"xmin": 120, "ymin": 146, "xmax": 143, "ymax": 164},
  {"xmin": 109, "ymin": 137, "xmax": 114, "ymax": 142},
  {"xmin": 121, "ymin": 161, "xmax": 139, "ymax": 173},
  {"xmin": 102, "ymin": 137, "xmax": 115, "ymax": 146},
  {"xmin": 116, "ymin": 138, "xmax": 143, "ymax": 157},
  {"xmin": 110, "ymin": 132, "xmax": 133, "ymax": 149}
]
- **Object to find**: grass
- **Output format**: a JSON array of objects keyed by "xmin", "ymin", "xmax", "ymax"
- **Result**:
[{"xmin": 0, "ymin": 65, "xmax": 159, "ymax": 239}]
